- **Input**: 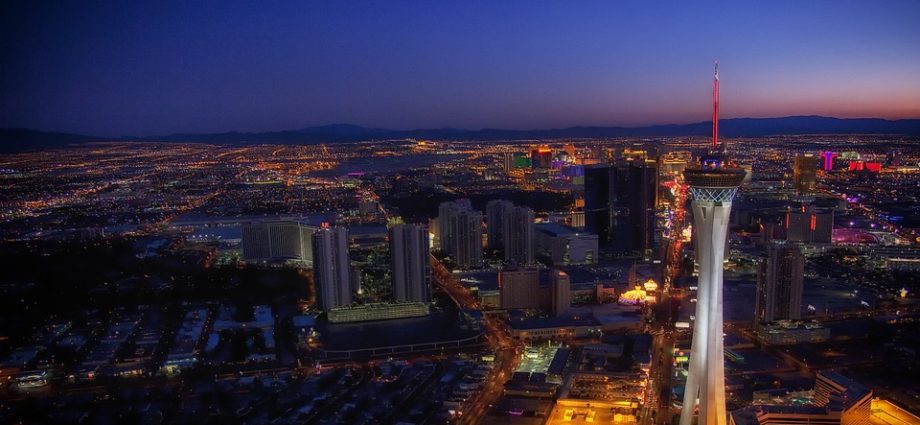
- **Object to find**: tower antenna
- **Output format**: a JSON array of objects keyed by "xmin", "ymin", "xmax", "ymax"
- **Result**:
[{"xmin": 713, "ymin": 61, "xmax": 719, "ymax": 150}]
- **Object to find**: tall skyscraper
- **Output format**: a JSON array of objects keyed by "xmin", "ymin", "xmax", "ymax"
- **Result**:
[
  {"xmin": 503, "ymin": 205, "xmax": 535, "ymax": 265},
  {"xmin": 551, "ymin": 269, "xmax": 571, "ymax": 317},
  {"xmin": 680, "ymin": 63, "xmax": 746, "ymax": 425},
  {"xmin": 486, "ymin": 200, "xmax": 514, "ymax": 252},
  {"xmin": 499, "ymin": 266, "xmax": 540, "ymax": 309},
  {"xmin": 585, "ymin": 161, "xmax": 657, "ymax": 253},
  {"xmin": 793, "ymin": 154, "xmax": 819, "ymax": 195},
  {"xmin": 437, "ymin": 200, "xmax": 483, "ymax": 269},
  {"xmin": 389, "ymin": 223, "xmax": 431, "ymax": 303},
  {"xmin": 312, "ymin": 226, "xmax": 352, "ymax": 311},
  {"xmin": 584, "ymin": 165, "xmax": 614, "ymax": 243},
  {"xmin": 755, "ymin": 243, "xmax": 804, "ymax": 324},
  {"xmin": 615, "ymin": 161, "xmax": 658, "ymax": 254}
]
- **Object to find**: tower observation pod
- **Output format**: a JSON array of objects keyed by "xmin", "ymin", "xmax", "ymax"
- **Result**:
[{"xmin": 679, "ymin": 62, "xmax": 745, "ymax": 425}]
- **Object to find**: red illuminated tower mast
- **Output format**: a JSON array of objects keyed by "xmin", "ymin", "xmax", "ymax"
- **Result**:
[{"xmin": 712, "ymin": 61, "xmax": 719, "ymax": 150}]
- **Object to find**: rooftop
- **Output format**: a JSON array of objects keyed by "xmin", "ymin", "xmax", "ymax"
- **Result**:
[
  {"xmin": 818, "ymin": 371, "xmax": 872, "ymax": 409},
  {"xmin": 536, "ymin": 222, "xmax": 577, "ymax": 237},
  {"xmin": 509, "ymin": 315, "xmax": 601, "ymax": 330},
  {"xmin": 730, "ymin": 405, "xmax": 834, "ymax": 425}
]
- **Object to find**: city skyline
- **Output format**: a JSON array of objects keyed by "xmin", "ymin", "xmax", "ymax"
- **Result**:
[
  {"xmin": 2, "ymin": 3, "xmax": 920, "ymax": 425},
  {"xmin": 2, "ymin": 1, "xmax": 920, "ymax": 136}
]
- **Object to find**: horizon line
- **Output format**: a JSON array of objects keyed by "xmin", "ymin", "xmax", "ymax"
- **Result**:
[{"xmin": 5, "ymin": 114, "xmax": 920, "ymax": 139}]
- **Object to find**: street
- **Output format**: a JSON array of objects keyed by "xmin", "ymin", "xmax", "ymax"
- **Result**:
[{"xmin": 430, "ymin": 255, "xmax": 524, "ymax": 424}]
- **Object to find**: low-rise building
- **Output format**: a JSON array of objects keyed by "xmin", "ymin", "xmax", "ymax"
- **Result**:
[
  {"xmin": 165, "ymin": 308, "xmax": 211, "ymax": 372},
  {"xmin": 508, "ymin": 315, "xmax": 602, "ymax": 341},
  {"xmin": 499, "ymin": 267, "xmax": 541, "ymax": 310},
  {"xmin": 535, "ymin": 223, "xmax": 598, "ymax": 265},
  {"xmin": 755, "ymin": 321, "xmax": 830, "ymax": 346},
  {"xmin": 730, "ymin": 371, "xmax": 872, "ymax": 425},
  {"xmin": 326, "ymin": 302, "xmax": 430, "ymax": 323}
]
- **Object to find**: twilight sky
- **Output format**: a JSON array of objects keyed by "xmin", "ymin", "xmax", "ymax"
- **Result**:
[{"xmin": 1, "ymin": 1, "xmax": 919, "ymax": 137}]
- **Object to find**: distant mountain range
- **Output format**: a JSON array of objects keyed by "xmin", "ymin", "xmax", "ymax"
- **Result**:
[
  {"xmin": 2, "ymin": 116, "xmax": 920, "ymax": 153},
  {"xmin": 0, "ymin": 128, "xmax": 98, "ymax": 153}
]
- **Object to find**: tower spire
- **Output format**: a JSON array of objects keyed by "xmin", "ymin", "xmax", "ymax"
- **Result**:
[{"xmin": 712, "ymin": 61, "xmax": 719, "ymax": 150}]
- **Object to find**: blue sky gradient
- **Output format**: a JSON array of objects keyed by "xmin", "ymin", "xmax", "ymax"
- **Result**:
[{"xmin": 1, "ymin": 1, "xmax": 919, "ymax": 136}]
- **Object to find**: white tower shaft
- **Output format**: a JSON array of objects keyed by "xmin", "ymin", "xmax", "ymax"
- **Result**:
[{"xmin": 680, "ymin": 188, "xmax": 737, "ymax": 425}]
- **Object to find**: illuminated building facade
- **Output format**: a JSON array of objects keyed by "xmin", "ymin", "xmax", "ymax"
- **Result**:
[
  {"xmin": 821, "ymin": 151, "xmax": 838, "ymax": 171},
  {"xmin": 660, "ymin": 151, "xmax": 692, "ymax": 177},
  {"xmin": 618, "ymin": 286, "xmax": 648, "ymax": 305},
  {"xmin": 242, "ymin": 221, "xmax": 316, "ymax": 264},
  {"xmin": 327, "ymin": 302, "xmax": 430, "ymax": 323}
]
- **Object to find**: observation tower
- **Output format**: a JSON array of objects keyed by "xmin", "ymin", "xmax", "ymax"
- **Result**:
[{"xmin": 679, "ymin": 63, "xmax": 746, "ymax": 425}]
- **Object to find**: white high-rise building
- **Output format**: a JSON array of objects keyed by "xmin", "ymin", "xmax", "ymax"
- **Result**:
[
  {"xmin": 312, "ymin": 226, "xmax": 352, "ymax": 311},
  {"xmin": 437, "ymin": 200, "xmax": 483, "ymax": 269},
  {"xmin": 680, "ymin": 63, "xmax": 747, "ymax": 425},
  {"xmin": 390, "ymin": 223, "xmax": 431, "ymax": 303}
]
